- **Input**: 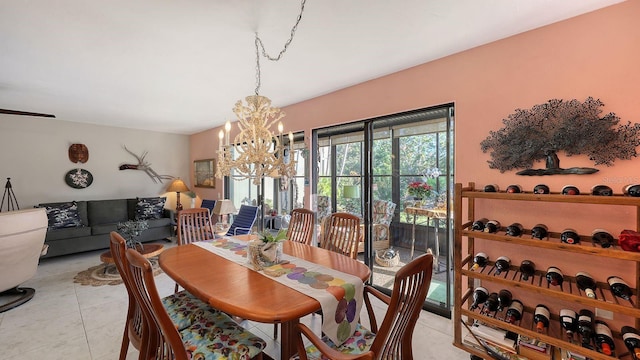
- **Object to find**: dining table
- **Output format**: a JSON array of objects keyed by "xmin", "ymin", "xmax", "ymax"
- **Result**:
[{"xmin": 159, "ymin": 238, "xmax": 371, "ymax": 360}]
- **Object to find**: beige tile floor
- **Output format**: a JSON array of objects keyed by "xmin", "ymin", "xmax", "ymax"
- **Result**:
[{"xmin": 0, "ymin": 242, "xmax": 469, "ymax": 360}]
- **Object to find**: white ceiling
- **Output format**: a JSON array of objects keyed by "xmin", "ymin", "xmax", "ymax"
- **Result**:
[{"xmin": 0, "ymin": 0, "xmax": 624, "ymax": 135}]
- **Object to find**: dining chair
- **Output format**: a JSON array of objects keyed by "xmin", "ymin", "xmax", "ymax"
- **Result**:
[
  {"xmin": 109, "ymin": 232, "xmax": 218, "ymax": 360},
  {"xmin": 175, "ymin": 208, "xmax": 214, "ymax": 292},
  {"xmin": 176, "ymin": 208, "xmax": 214, "ymax": 245},
  {"xmin": 125, "ymin": 247, "xmax": 267, "ymax": 360},
  {"xmin": 295, "ymin": 253, "xmax": 434, "ymax": 360},
  {"xmin": 320, "ymin": 212, "xmax": 361, "ymax": 259},
  {"xmin": 226, "ymin": 204, "xmax": 259, "ymax": 236},
  {"xmin": 271, "ymin": 208, "xmax": 316, "ymax": 339},
  {"xmin": 286, "ymin": 208, "xmax": 315, "ymax": 245}
]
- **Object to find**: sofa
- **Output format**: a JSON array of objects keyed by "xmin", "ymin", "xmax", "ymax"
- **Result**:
[{"xmin": 38, "ymin": 197, "xmax": 174, "ymax": 258}]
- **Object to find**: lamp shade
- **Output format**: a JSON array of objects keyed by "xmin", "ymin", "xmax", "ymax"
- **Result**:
[
  {"xmin": 343, "ymin": 185, "xmax": 360, "ymax": 199},
  {"xmin": 213, "ymin": 199, "xmax": 237, "ymax": 215},
  {"xmin": 166, "ymin": 178, "xmax": 190, "ymax": 193}
]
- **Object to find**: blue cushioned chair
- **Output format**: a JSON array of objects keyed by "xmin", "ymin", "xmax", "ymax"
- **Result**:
[
  {"xmin": 226, "ymin": 205, "xmax": 259, "ymax": 236},
  {"xmin": 200, "ymin": 199, "xmax": 216, "ymax": 217}
]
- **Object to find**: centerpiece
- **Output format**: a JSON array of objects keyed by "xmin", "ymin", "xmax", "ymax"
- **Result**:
[
  {"xmin": 247, "ymin": 229, "xmax": 287, "ymax": 271},
  {"xmin": 407, "ymin": 181, "xmax": 432, "ymax": 207},
  {"xmin": 117, "ymin": 220, "xmax": 149, "ymax": 249}
]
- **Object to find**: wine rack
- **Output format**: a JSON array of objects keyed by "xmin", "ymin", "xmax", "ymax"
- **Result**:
[{"xmin": 453, "ymin": 182, "xmax": 640, "ymax": 360}]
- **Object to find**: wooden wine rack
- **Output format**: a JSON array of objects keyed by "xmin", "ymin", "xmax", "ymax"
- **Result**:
[{"xmin": 453, "ymin": 182, "xmax": 640, "ymax": 360}]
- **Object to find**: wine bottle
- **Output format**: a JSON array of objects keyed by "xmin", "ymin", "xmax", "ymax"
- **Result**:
[
  {"xmin": 471, "ymin": 252, "xmax": 489, "ymax": 271},
  {"xmin": 546, "ymin": 266, "xmax": 564, "ymax": 287},
  {"xmin": 506, "ymin": 184, "xmax": 522, "ymax": 193},
  {"xmin": 483, "ymin": 184, "xmax": 499, "ymax": 192},
  {"xmin": 624, "ymin": 184, "xmax": 640, "ymax": 197},
  {"xmin": 494, "ymin": 256, "xmax": 511, "ymax": 275},
  {"xmin": 533, "ymin": 184, "xmax": 550, "ymax": 194},
  {"xmin": 592, "ymin": 184, "xmax": 614, "ymax": 196},
  {"xmin": 562, "ymin": 185, "xmax": 580, "ymax": 195},
  {"xmin": 471, "ymin": 218, "xmax": 488, "ymax": 231},
  {"xmin": 519, "ymin": 260, "xmax": 535, "ymax": 281},
  {"xmin": 622, "ymin": 326, "xmax": 640, "ymax": 360},
  {"xmin": 470, "ymin": 286, "xmax": 489, "ymax": 310},
  {"xmin": 483, "ymin": 220, "xmax": 501, "ymax": 233},
  {"xmin": 505, "ymin": 223, "xmax": 524, "ymax": 237},
  {"xmin": 497, "ymin": 289, "xmax": 512, "ymax": 311},
  {"xmin": 608, "ymin": 275, "xmax": 633, "ymax": 301},
  {"xmin": 575, "ymin": 271, "xmax": 597, "ymax": 299},
  {"xmin": 483, "ymin": 292, "xmax": 499, "ymax": 314},
  {"xmin": 592, "ymin": 229, "xmax": 614, "ymax": 248},
  {"xmin": 505, "ymin": 300, "xmax": 523, "ymax": 324},
  {"xmin": 561, "ymin": 228, "xmax": 580, "ymax": 244},
  {"xmin": 578, "ymin": 309, "xmax": 595, "ymax": 350},
  {"xmin": 560, "ymin": 309, "xmax": 578, "ymax": 342},
  {"xmin": 533, "ymin": 304, "xmax": 550, "ymax": 333},
  {"xmin": 594, "ymin": 320, "xmax": 616, "ymax": 356},
  {"xmin": 531, "ymin": 224, "xmax": 548, "ymax": 240}
]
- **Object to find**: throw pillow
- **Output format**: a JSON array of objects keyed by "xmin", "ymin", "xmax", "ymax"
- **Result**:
[
  {"xmin": 43, "ymin": 201, "xmax": 83, "ymax": 230},
  {"xmin": 135, "ymin": 197, "xmax": 166, "ymax": 220}
]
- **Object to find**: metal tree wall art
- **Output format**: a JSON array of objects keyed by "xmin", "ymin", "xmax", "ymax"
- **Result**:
[
  {"xmin": 119, "ymin": 146, "xmax": 172, "ymax": 183},
  {"xmin": 480, "ymin": 97, "xmax": 640, "ymax": 175}
]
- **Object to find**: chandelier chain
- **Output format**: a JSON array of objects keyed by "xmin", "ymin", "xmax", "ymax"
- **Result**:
[{"xmin": 254, "ymin": 0, "xmax": 307, "ymax": 95}]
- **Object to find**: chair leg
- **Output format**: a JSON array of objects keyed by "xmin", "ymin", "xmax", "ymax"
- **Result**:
[
  {"xmin": 273, "ymin": 323, "xmax": 278, "ymax": 340},
  {"xmin": 174, "ymin": 283, "xmax": 179, "ymax": 294},
  {"xmin": 0, "ymin": 286, "xmax": 35, "ymax": 313},
  {"xmin": 118, "ymin": 325, "xmax": 130, "ymax": 360}
]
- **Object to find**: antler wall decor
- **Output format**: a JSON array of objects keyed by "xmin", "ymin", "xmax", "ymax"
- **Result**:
[{"xmin": 119, "ymin": 146, "xmax": 173, "ymax": 183}]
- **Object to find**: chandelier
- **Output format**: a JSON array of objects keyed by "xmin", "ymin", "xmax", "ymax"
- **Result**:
[{"xmin": 216, "ymin": 0, "xmax": 306, "ymax": 186}]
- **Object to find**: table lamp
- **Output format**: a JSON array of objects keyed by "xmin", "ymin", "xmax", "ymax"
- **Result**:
[
  {"xmin": 166, "ymin": 178, "xmax": 190, "ymax": 212},
  {"xmin": 343, "ymin": 185, "xmax": 360, "ymax": 214},
  {"xmin": 213, "ymin": 199, "xmax": 237, "ymax": 233}
]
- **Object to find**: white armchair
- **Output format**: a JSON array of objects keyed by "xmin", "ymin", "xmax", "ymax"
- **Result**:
[{"xmin": 0, "ymin": 208, "xmax": 48, "ymax": 312}]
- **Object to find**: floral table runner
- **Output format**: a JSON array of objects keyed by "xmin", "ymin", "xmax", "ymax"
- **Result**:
[{"xmin": 194, "ymin": 237, "xmax": 363, "ymax": 346}]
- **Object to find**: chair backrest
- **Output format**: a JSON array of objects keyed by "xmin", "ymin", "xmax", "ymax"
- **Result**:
[
  {"xmin": 177, "ymin": 208, "xmax": 214, "ymax": 245},
  {"xmin": 200, "ymin": 199, "xmax": 216, "ymax": 217},
  {"xmin": 372, "ymin": 200, "xmax": 396, "ymax": 226},
  {"xmin": 126, "ymin": 248, "xmax": 189, "ymax": 360},
  {"xmin": 366, "ymin": 253, "xmax": 433, "ymax": 359},
  {"xmin": 0, "ymin": 208, "xmax": 47, "ymax": 292},
  {"xmin": 320, "ymin": 212, "xmax": 361, "ymax": 259},
  {"xmin": 286, "ymin": 208, "xmax": 315, "ymax": 245},
  {"xmin": 109, "ymin": 232, "xmax": 145, "ymax": 353},
  {"xmin": 226, "ymin": 204, "xmax": 258, "ymax": 236}
]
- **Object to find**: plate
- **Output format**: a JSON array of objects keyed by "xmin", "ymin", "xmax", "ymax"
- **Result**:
[{"xmin": 65, "ymin": 168, "xmax": 93, "ymax": 189}]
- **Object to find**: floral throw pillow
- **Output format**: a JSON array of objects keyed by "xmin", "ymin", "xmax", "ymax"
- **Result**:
[
  {"xmin": 44, "ymin": 201, "xmax": 83, "ymax": 230},
  {"xmin": 135, "ymin": 197, "xmax": 166, "ymax": 220}
]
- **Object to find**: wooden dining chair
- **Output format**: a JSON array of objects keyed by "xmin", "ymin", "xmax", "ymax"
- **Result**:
[
  {"xmin": 286, "ymin": 208, "xmax": 315, "ymax": 245},
  {"xmin": 176, "ymin": 208, "xmax": 215, "ymax": 246},
  {"xmin": 295, "ymin": 253, "xmax": 434, "ymax": 360},
  {"xmin": 125, "ymin": 247, "xmax": 267, "ymax": 360},
  {"xmin": 320, "ymin": 212, "xmax": 361, "ymax": 259},
  {"xmin": 109, "ymin": 232, "xmax": 217, "ymax": 360}
]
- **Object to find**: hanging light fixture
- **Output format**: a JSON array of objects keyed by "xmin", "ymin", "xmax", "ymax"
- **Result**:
[{"xmin": 216, "ymin": 0, "xmax": 306, "ymax": 186}]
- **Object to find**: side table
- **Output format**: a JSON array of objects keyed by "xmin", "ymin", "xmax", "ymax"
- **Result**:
[
  {"xmin": 100, "ymin": 243, "xmax": 164, "ymax": 273},
  {"xmin": 404, "ymin": 207, "xmax": 447, "ymax": 272}
]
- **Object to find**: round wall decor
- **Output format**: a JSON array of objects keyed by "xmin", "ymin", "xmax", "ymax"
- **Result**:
[{"xmin": 65, "ymin": 168, "xmax": 93, "ymax": 189}]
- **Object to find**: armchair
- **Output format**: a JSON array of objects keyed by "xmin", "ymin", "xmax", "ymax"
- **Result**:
[
  {"xmin": 358, "ymin": 199, "xmax": 396, "ymax": 253},
  {"xmin": 316, "ymin": 195, "xmax": 332, "ymax": 245},
  {"xmin": 0, "ymin": 208, "xmax": 48, "ymax": 312},
  {"xmin": 225, "ymin": 204, "xmax": 259, "ymax": 236}
]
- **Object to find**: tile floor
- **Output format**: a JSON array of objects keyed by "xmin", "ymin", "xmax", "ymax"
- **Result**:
[{"xmin": 0, "ymin": 242, "xmax": 469, "ymax": 360}]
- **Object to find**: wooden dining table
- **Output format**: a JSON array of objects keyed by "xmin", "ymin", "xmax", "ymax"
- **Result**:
[{"xmin": 159, "ymin": 239, "xmax": 371, "ymax": 360}]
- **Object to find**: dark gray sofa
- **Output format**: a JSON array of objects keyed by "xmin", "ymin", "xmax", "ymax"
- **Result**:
[{"xmin": 39, "ymin": 198, "xmax": 173, "ymax": 258}]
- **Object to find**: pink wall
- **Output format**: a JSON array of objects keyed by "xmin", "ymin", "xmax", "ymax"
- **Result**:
[{"xmin": 190, "ymin": 1, "xmax": 640, "ymax": 315}]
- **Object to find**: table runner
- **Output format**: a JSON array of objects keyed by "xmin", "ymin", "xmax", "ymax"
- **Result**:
[{"xmin": 194, "ymin": 237, "xmax": 363, "ymax": 346}]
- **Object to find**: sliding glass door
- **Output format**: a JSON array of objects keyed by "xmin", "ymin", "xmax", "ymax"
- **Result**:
[{"xmin": 312, "ymin": 104, "xmax": 454, "ymax": 317}]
